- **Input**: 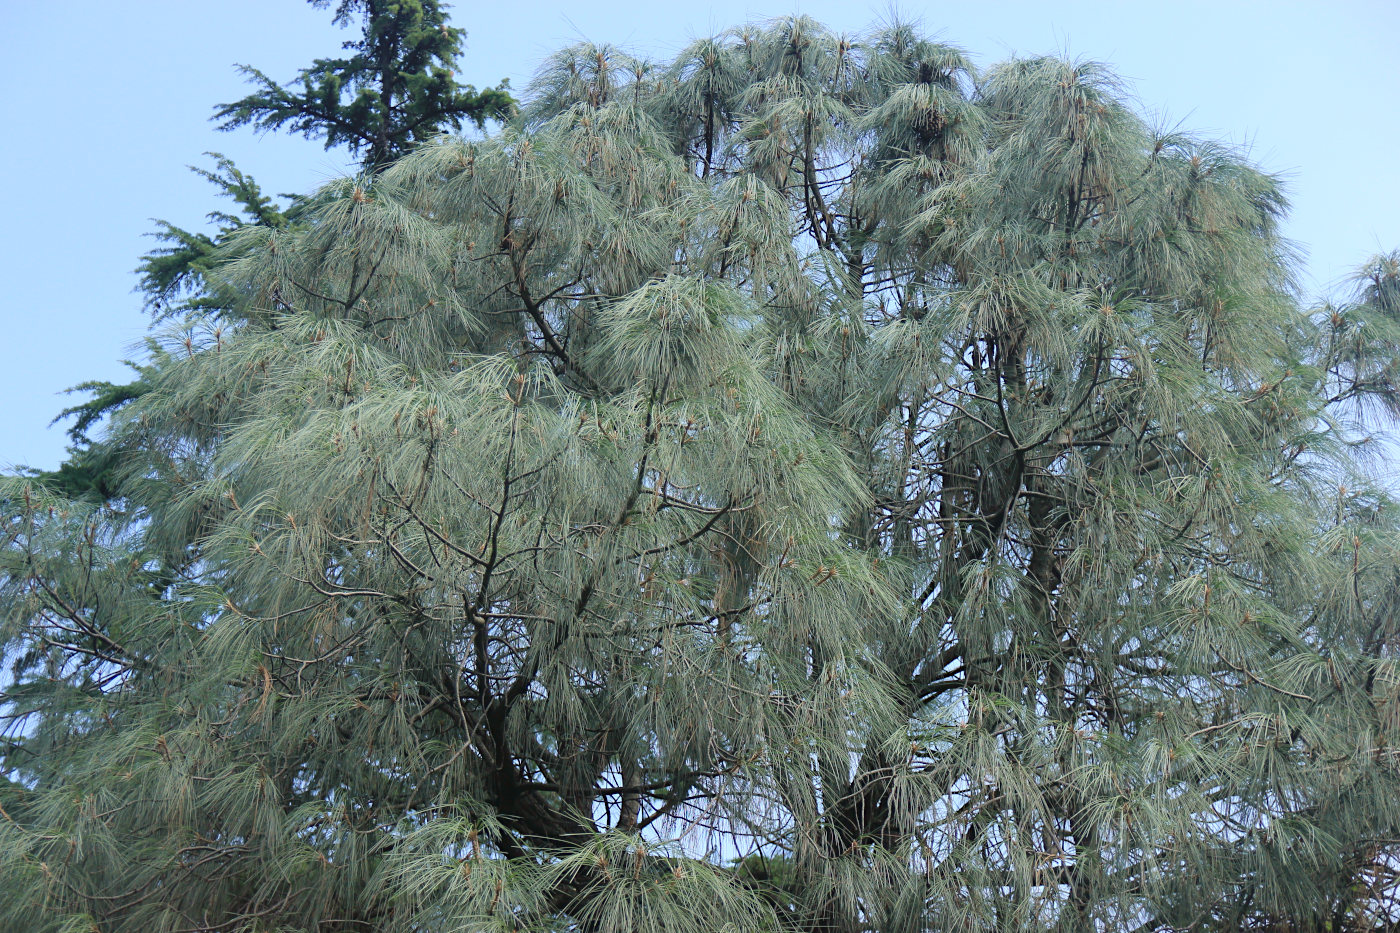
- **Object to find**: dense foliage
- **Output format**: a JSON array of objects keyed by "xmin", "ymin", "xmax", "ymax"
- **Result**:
[
  {"xmin": 5, "ymin": 16, "xmax": 1400, "ymax": 932},
  {"xmin": 216, "ymin": 0, "xmax": 515, "ymax": 168},
  {"xmin": 33, "ymin": 0, "xmax": 514, "ymax": 502}
]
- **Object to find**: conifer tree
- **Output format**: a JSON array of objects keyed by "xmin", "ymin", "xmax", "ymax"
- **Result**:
[
  {"xmin": 35, "ymin": 0, "xmax": 514, "ymax": 500},
  {"xmin": 215, "ymin": 0, "xmax": 515, "ymax": 169},
  {"xmin": 5, "ymin": 18, "xmax": 1400, "ymax": 933}
]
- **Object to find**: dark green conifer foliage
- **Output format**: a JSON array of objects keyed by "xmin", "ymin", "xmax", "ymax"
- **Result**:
[
  {"xmin": 139, "ymin": 154, "xmax": 290, "ymax": 323},
  {"xmin": 4, "ymin": 17, "xmax": 1400, "ymax": 933},
  {"xmin": 215, "ymin": 0, "xmax": 515, "ymax": 169}
]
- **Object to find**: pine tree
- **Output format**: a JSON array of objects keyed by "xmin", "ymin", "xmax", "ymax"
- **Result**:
[
  {"xmin": 5, "ymin": 18, "xmax": 1400, "ymax": 932},
  {"xmin": 34, "ymin": 0, "xmax": 515, "ymax": 500}
]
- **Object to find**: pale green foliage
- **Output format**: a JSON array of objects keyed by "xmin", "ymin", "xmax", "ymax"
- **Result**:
[{"xmin": 5, "ymin": 17, "xmax": 1400, "ymax": 933}]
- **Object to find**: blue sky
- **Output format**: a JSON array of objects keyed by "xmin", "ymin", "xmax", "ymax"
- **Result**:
[{"xmin": 2, "ymin": 0, "xmax": 1397, "ymax": 471}]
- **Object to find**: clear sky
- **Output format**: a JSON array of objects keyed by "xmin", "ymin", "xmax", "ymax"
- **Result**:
[{"xmin": 2, "ymin": 0, "xmax": 1397, "ymax": 471}]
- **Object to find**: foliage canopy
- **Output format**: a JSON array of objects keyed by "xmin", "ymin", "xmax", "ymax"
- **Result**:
[
  {"xmin": 5, "ymin": 16, "xmax": 1400, "ymax": 933},
  {"xmin": 216, "ymin": 0, "xmax": 515, "ymax": 169},
  {"xmin": 34, "ymin": 0, "xmax": 515, "ymax": 502}
]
